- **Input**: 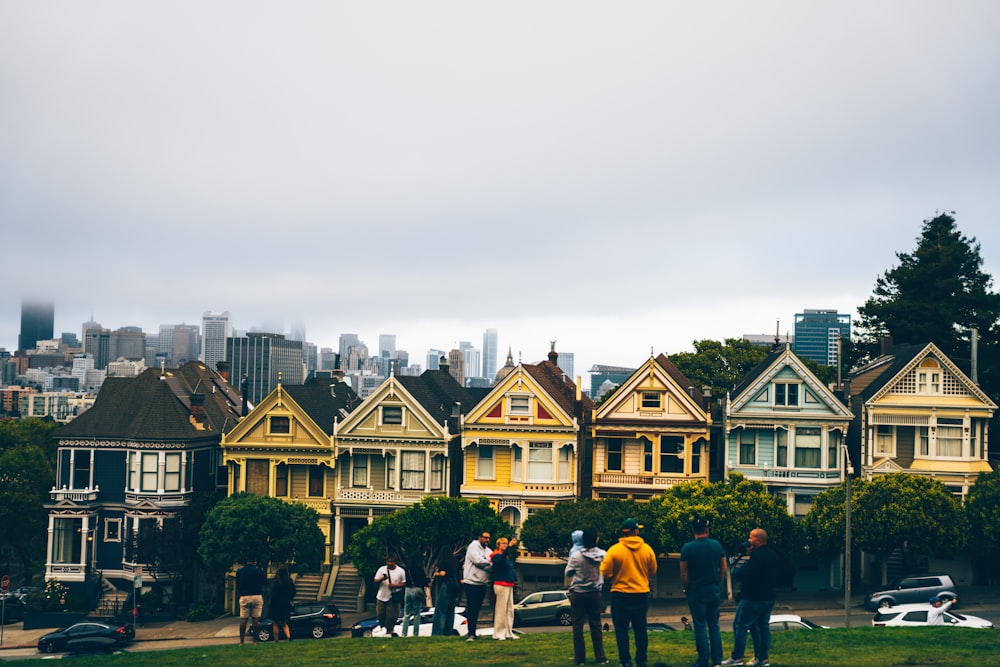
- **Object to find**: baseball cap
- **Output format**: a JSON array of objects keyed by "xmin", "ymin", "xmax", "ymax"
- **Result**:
[
  {"xmin": 620, "ymin": 518, "xmax": 643, "ymax": 531},
  {"xmin": 692, "ymin": 517, "xmax": 710, "ymax": 532}
]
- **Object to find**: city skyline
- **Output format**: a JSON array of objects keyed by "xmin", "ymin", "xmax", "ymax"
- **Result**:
[{"xmin": 3, "ymin": 3, "xmax": 999, "ymax": 380}]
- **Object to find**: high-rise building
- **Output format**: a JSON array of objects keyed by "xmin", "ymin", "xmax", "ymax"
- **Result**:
[
  {"xmin": 171, "ymin": 324, "xmax": 200, "ymax": 368},
  {"xmin": 556, "ymin": 351, "xmax": 575, "ymax": 379},
  {"xmin": 19, "ymin": 300, "xmax": 54, "ymax": 352},
  {"xmin": 378, "ymin": 334, "xmax": 396, "ymax": 359},
  {"xmin": 460, "ymin": 341, "xmax": 480, "ymax": 384},
  {"xmin": 201, "ymin": 311, "xmax": 233, "ymax": 371},
  {"xmin": 793, "ymin": 309, "xmax": 851, "ymax": 367},
  {"xmin": 339, "ymin": 333, "xmax": 361, "ymax": 361},
  {"xmin": 447, "ymin": 348, "xmax": 464, "ymax": 385},
  {"xmin": 84, "ymin": 328, "xmax": 112, "ymax": 370},
  {"xmin": 482, "ymin": 328, "xmax": 498, "ymax": 379},
  {"xmin": 319, "ymin": 347, "xmax": 338, "ymax": 371},
  {"xmin": 226, "ymin": 332, "xmax": 304, "ymax": 405},
  {"xmin": 426, "ymin": 349, "xmax": 444, "ymax": 370},
  {"xmin": 588, "ymin": 364, "xmax": 637, "ymax": 399},
  {"xmin": 113, "ymin": 327, "xmax": 146, "ymax": 361}
]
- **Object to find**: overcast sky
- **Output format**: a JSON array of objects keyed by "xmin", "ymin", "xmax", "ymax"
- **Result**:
[{"xmin": 3, "ymin": 1, "xmax": 999, "ymax": 387}]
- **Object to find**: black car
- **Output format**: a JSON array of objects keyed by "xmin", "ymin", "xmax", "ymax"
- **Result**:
[
  {"xmin": 37, "ymin": 620, "xmax": 132, "ymax": 653},
  {"xmin": 257, "ymin": 600, "xmax": 342, "ymax": 641},
  {"xmin": 1, "ymin": 596, "xmax": 27, "ymax": 624}
]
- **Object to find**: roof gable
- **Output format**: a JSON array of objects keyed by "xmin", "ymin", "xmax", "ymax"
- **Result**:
[
  {"xmin": 335, "ymin": 375, "xmax": 447, "ymax": 440},
  {"xmin": 864, "ymin": 343, "xmax": 997, "ymax": 409},
  {"xmin": 594, "ymin": 354, "xmax": 709, "ymax": 423},
  {"xmin": 464, "ymin": 364, "xmax": 580, "ymax": 428},
  {"xmin": 729, "ymin": 347, "xmax": 852, "ymax": 419},
  {"xmin": 222, "ymin": 380, "xmax": 337, "ymax": 448}
]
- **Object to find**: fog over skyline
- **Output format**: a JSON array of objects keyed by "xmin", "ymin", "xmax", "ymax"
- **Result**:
[{"xmin": 3, "ymin": 2, "xmax": 1000, "ymax": 382}]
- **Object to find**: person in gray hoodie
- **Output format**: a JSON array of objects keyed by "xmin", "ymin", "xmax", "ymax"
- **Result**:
[{"xmin": 565, "ymin": 527, "xmax": 608, "ymax": 666}]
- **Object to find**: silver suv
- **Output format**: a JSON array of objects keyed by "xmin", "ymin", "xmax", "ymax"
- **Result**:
[{"xmin": 864, "ymin": 573, "xmax": 958, "ymax": 611}]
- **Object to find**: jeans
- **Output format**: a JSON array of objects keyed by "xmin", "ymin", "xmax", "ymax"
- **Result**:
[
  {"xmin": 463, "ymin": 583, "xmax": 488, "ymax": 638},
  {"xmin": 609, "ymin": 591, "xmax": 648, "ymax": 667},
  {"xmin": 569, "ymin": 589, "xmax": 607, "ymax": 664},
  {"xmin": 401, "ymin": 587, "xmax": 425, "ymax": 636},
  {"xmin": 686, "ymin": 592, "xmax": 722, "ymax": 667},
  {"xmin": 731, "ymin": 598, "xmax": 774, "ymax": 661},
  {"xmin": 432, "ymin": 580, "xmax": 457, "ymax": 635}
]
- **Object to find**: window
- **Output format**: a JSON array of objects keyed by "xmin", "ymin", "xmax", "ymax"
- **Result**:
[
  {"xmin": 141, "ymin": 453, "xmax": 158, "ymax": 491},
  {"xmin": 352, "ymin": 455, "xmax": 369, "ymax": 487},
  {"xmin": 383, "ymin": 406, "xmax": 403, "ymax": 425},
  {"xmin": 308, "ymin": 466, "xmax": 324, "ymax": 496},
  {"xmin": 776, "ymin": 430, "xmax": 788, "ymax": 466},
  {"xmin": 128, "ymin": 451, "xmax": 137, "ymax": 490},
  {"xmin": 528, "ymin": 442, "xmax": 552, "ymax": 480},
  {"xmin": 606, "ymin": 439, "xmax": 623, "ymax": 471},
  {"xmin": 72, "ymin": 450, "xmax": 91, "ymax": 489},
  {"xmin": 640, "ymin": 391, "xmax": 663, "ymax": 409},
  {"xmin": 643, "ymin": 439, "xmax": 653, "ymax": 473},
  {"xmin": 387, "ymin": 453, "xmax": 395, "ymax": 488},
  {"xmin": 164, "ymin": 453, "xmax": 182, "ymax": 491},
  {"xmin": 401, "ymin": 451, "xmax": 425, "ymax": 490},
  {"xmin": 275, "ymin": 463, "xmax": 288, "ymax": 496},
  {"xmin": 828, "ymin": 431, "xmax": 840, "ymax": 469},
  {"xmin": 691, "ymin": 438, "xmax": 703, "ymax": 474},
  {"xmin": 739, "ymin": 430, "xmax": 756, "ymax": 465},
  {"xmin": 52, "ymin": 517, "xmax": 82, "ymax": 564},
  {"xmin": 269, "ymin": 416, "xmax": 290, "ymax": 434},
  {"xmin": 794, "ymin": 428, "xmax": 821, "ymax": 468},
  {"xmin": 104, "ymin": 518, "xmax": 122, "ymax": 543},
  {"xmin": 917, "ymin": 371, "xmax": 941, "ymax": 394},
  {"xmin": 876, "ymin": 425, "xmax": 894, "ymax": 456},
  {"xmin": 935, "ymin": 419, "xmax": 963, "ymax": 457},
  {"xmin": 509, "ymin": 395, "xmax": 530, "ymax": 414},
  {"xmin": 476, "ymin": 445, "xmax": 494, "ymax": 479},
  {"xmin": 512, "ymin": 445, "xmax": 522, "ymax": 479},
  {"xmin": 431, "ymin": 455, "xmax": 445, "ymax": 490},
  {"xmin": 775, "ymin": 383, "xmax": 799, "ymax": 407},
  {"xmin": 659, "ymin": 436, "xmax": 684, "ymax": 473},
  {"xmin": 558, "ymin": 445, "xmax": 571, "ymax": 481}
]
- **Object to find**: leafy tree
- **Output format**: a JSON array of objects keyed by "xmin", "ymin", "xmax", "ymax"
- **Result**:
[
  {"xmin": 197, "ymin": 493, "xmax": 325, "ymax": 578},
  {"xmin": 520, "ymin": 498, "xmax": 660, "ymax": 557},
  {"xmin": 670, "ymin": 339, "xmax": 771, "ymax": 400},
  {"xmin": 966, "ymin": 469, "xmax": 1000, "ymax": 583},
  {"xmin": 0, "ymin": 442, "xmax": 55, "ymax": 576},
  {"xmin": 852, "ymin": 473, "xmax": 966, "ymax": 584},
  {"xmin": 345, "ymin": 496, "xmax": 510, "ymax": 582},
  {"xmin": 0, "ymin": 417, "xmax": 59, "ymax": 458},
  {"xmin": 800, "ymin": 482, "xmax": 855, "ymax": 558},
  {"xmin": 649, "ymin": 474, "xmax": 796, "ymax": 556},
  {"xmin": 855, "ymin": 212, "xmax": 1000, "ymax": 386}
]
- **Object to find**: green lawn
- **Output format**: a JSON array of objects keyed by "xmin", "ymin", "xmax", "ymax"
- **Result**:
[{"xmin": 6, "ymin": 627, "xmax": 1000, "ymax": 667}]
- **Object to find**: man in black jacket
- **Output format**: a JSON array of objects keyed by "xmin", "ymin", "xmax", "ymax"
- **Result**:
[{"xmin": 721, "ymin": 528, "xmax": 779, "ymax": 667}]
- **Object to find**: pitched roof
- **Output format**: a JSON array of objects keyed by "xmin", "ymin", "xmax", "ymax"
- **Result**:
[
  {"xmin": 653, "ymin": 353, "xmax": 708, "ymax": 410},
  {"xmin": 56, "ymin": 362, "xmax": 243, "ymax": 441},
  {"xmin": 730, "ymin": 348, "xmax": 784, "ymax": 399},
  {"xmin": 397, "ymin": 368, "xmax": 488, "ymax": 422},
  {"xmin": 523, "ymin": 359, "xmax": 594, "ymax": 417},
  {"xmin": 281, "ymin": 376, "xmax": 359, "ymax": 435}
]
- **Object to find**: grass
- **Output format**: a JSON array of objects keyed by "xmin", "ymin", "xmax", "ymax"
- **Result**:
[{"xmin": 5, "ymin": 627, "xmax": 1000, "ymax": 667}]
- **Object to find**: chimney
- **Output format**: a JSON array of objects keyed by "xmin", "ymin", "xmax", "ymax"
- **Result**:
[
  {"xmin": 439, "ymin": 355, "xmax": 449, "ymax": 374},
  {"xmin": 216, "ymin": 360, "xmax": 230, "ymax": 381},
  {"xmin": 880, "ymin": 335, "xmax": 894, "ymax": 356},
  {"xmin": 548, "ymin": 340, "xmax": 558, "ymax": 365},
  {"xmin": 190, "ymin": 393, "xmax": 206, "ymax": 424},
  {"xmin": 971, "ymin": 327, "xmax": 979, "ymax": 384}
]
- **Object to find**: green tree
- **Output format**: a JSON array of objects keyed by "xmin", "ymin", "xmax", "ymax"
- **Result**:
[
  {"xmin": 670, "ymin": 339, "xmax": 772, "ymax": 399},
  {"xmin": 197, "ymin": 493, "xmax": 325, "ymax": 578},
  {"xmin": 966, "ymin": 469, "xmax": 1000, "ymax": 584},
  {"xmin": 852, "ymin": 473, "xmax": 966, "ymax": 584},
  {"xmin": 0, "ymin": 417, "xmax": 59, "ymax": 458},
  {"xmin": 345, "ymin": 496, "xmax": 510, "ymax": 582},
  {"xmin": 800, "ymin": 482, "xmax": 855, "ymax": 558},
  {"xmin": 855, "ymin": 212, "xmax": 1000, "ymax": 377},
  {"xmin": 649, "ymin": 474, "xmax": 796, "ymax": 556},
  {"xmin": 519, "ymin": 498, "xmax": 660, "ymax": 557},
  {"xmin": 0, "ymin": 442, "xmax": 55, "ymax": 575}
]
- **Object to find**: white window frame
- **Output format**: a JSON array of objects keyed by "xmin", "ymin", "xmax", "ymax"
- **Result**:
[
  {"xmin": 527, "ymin": 442, "xmax": 553, "ymax": 481},
  {"xmin": 141, "ymin": 453, "xmax": 158, "ymax": 492},
  {"xmin": 430, "ymin": 454, "xmax": 445, "ymax": 490},
  {"xmin": 875, "ymin": 425, "xmax": 895, "ymax": 457},
  {"xmin": 774, "ymin": 382, "xmax": 800, "ymax": 407},
  {"xmin": 476, "ymin": 445, "xmax": 495, "ymax": 480},
  {"xmin": 509, "ymin": 395, "xmax": 530, "ymax": 415},
  {"xmin": 352, "ymin": 454, "xmax": 369, "ymax": 487},
  {"xmin": 382, "ymin": 405, "xmax": 403, "ymax": 425},
  {"xmin": 164, "ymin": 452, "xmax": 182, "ymax": 492},
  {"xmin": 558, "ymin": 445, "xmax": 571, "ymax": 481},
  {"xmin": 400, "ymin": 451, "xmax": 425, "ymax": 490},
  {"xmin": 738, "ymin": 429, "xmax": 757, "ymax": 466}
]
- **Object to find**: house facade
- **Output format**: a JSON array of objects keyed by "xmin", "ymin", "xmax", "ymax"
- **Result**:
[
  {"xmin": 220, "ymin": 372, "xmax": 359, "ymax": 566},
  {"xmin": 47, "ymin": 362, "xmax": 242, "ymax": 603},
  {"xmin": 726, "ymin": 345, "xmax": 853, "ymax": 517},
  {"xmin": 591, "ymin": 354, "xmax": 712, "ymax": 500}
]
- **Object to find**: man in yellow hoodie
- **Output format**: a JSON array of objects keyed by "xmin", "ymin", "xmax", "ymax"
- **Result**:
[{"xmin": 600, "ymin": 518, "xmax": 658, "ymax": 667}]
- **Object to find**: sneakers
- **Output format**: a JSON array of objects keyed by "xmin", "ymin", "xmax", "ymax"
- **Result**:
[
  {"xmin": 721, "ymin": 660, "xmax": 744, "ymax": 667},
  {"xmin": 746, "ymin": 661, "xmax": 768, "ymax": 666}
]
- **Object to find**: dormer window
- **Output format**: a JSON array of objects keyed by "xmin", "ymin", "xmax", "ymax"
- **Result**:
[
  {"xmin": 269, "ymin": 416, "xmax": 290, "ymax": 434},
  {"xmin": 640, "ymin": 391, "xmax": 663, "ymax": 410},
  {"xmin": 509, "ymin": 395, "xmax": 530, "ymax": 415},
  {"xmin": 774, "ymin": 383, "xmax": 799, "ymax": 407},
  {"xmin": 383, "ymin": 406, "xmax": 403, "ymax": 425},
  {"xmin": 917, "ymin": 370, "xmax": 941, "ymax": 395}
]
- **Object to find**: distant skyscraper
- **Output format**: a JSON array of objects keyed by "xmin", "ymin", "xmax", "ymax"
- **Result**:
[
  {"xmin": 171, "ymin": 324, "xmax": 200, "ymax": 368},
  {"xmin": 201, "ymin": 311, "xmax": 233, "ymax": 371},
  {"xmin": 378, "ymin": 334, "xmax": 396, "ymax": 358},
  {"xmin": 319, "ymin": 347, "xmax": 338, "ymax": 371},
  {"xmin": 587, "ymin": 364, "xmax": 637, "ymax": 399},
  {"xmin": 482, "ymin": 328, "xmax": 498, "ymax": 379},
  {"xmin": 426, "ymin": 349, "xmax": 444, "ymax": 370},
  {"xmin": 556, "ymin": 351, "xmax": 575, "ymax": 379},
  {"xmin": 226, "ymin": 332, "xmax": 304, "ymax": 404},
  {"xmin": 793, "ymin": 309, "xmax": 851, "ymax": 367},
  {"xmin": 19, "ymin": 300, "xmax": 54, "ymax": 352},
  {"xmin": 460, "ymin": 341, "xmax": 481, "ymax": 383},
  {"xmin": 84, "ymin": 328, "xmax": 112, "ymax": 370},
  {"xmin": 447, "ymin": 348, "xmax": 464, "ymax": 385},
  {"xmin": 113, "ymin": 327, "xmax": 146, "ymax": 361},
  {"xmin": 339, "ymin": 333, "xmax": 361, "ymax": 361}
]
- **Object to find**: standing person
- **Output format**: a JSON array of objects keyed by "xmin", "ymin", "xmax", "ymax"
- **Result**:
[
  {"xmin": 565, "ymin": 526, "xmax": 608, "ymax": 666},
  {"xmin": 401, "ymin": 550, "xmax": 429, "ymax": 637},
  {"xmin": 927, "ymin": 595, "xmax": 958, "ymax": 625},
  {"xmin": 599, "ymin": 518, "xmax": 657, "ymax": 667},
  {"xmin": 722, "ymin": 528, "xmax": 779, "ymax": 667},
  {"xmin": 373, "ymin": 554, "xmax": 407, "ymax": 636},
  {"xmin": 462, "ymin": 530, "xmax": 493, "ymax": 641},
  {"xmin": 269, "ymin": 565, "xmax": 296, "ymax": 642},
  {"xmin": 491, "ymin": 536, "xmax": 519, "ymax": 640},
  {"xmin": 431, "ymin": 545, "xmax": 460, "ymax": 635},
  {"xmin": 235, "ymin": 557, "xmax": 266, "ymax": 645},
  {"xmin": 680, "ymin": 518, "xmax": 727, "ymax": 667}
]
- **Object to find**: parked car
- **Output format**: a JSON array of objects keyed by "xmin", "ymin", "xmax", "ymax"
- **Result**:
[
  {"xmin": 12, "ymin": 586, "xmax": 39, "ymax": 601},
  {"xmin": 1, "ymin": 596, "xmax": 27, "ymax": 624},
  {"xmin": 257, "ymin": 600, "xmax": 342, "ymax": 641},
  {"xmin": 352, "ymin": 606, "xmax": 467, "ymax": 637},
  {"xmin": 647, "ymin": 622, "xmax": 678, "ymax": 632},
  {"xmin": 37, "ymin": 620, "xmax": 132, "ymax": 653},
  {"xmin": 768, "ymin": 614, "xmax": 828, "ymax": 631},
  {"xmin": 864, "ymin": 573, "xmax": 958, "ymax": 611},
  {"xmin": 872, "ymin": 603, "xmax": 993, "ymax": 628},
  {"xmin": 513, "ymin": 590, "xmax": 572, "ymax": 626}
]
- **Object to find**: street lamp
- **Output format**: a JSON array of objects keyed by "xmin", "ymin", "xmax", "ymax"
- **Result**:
[{"xmin": 843, "ymin": 443, "xmax": 852, "ymax": 628}]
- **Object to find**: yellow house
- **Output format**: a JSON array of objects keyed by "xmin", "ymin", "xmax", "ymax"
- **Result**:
[
  {"xmin": 220, "ymin": 374, "xmax": 359, "ymax": 565},
  {"xmin": 461, "ymin": 348, "xmax": 592, "ymax": 526},
  {"xmin": 591, "ymin": 354, "xmax": 712, "ymax": 499},
  {"xmin": 850, "ymin": 342, "xmax": 997, "ymax": 497}
]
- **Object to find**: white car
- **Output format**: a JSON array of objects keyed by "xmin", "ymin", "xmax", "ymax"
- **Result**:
[
  {"xmin": 768, "ymin": 614, "xmax": 829, "ymax": 631},
  {"xmin": 872, "ymin": 603, "xmax": 994, "ymax": 628},
  {"xmin": 382, "ymin": 606, "xmax": 469, "ymax": 637}
]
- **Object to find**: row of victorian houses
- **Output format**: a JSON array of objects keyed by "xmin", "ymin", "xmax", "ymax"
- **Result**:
[{"xmin": 45, "ymin": 340, "xmax": 996, "ymax": 609}]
